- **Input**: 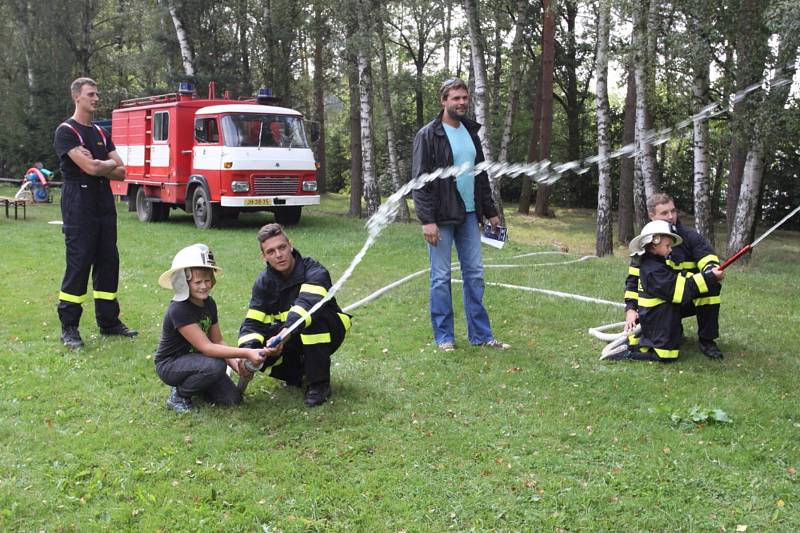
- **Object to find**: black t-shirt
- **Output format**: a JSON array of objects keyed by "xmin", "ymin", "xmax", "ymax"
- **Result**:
[
  {"xmin": 154, "ymin": 297, "xmax": 218, "ymax": 364},
  {"xmin": 53, "ymin": 119, "xmax": 116, "ymax": 181}
]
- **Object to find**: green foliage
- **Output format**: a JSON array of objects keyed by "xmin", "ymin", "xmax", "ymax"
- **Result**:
[{"xmin": 669, "ymin": 406, "xmax": 733, "ymax": 430}]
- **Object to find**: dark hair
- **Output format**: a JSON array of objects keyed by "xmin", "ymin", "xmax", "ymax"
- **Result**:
[
  {"xmin": 647, "ymin": 192, "xmax": 673, "ymax": 214},
  {"xmin": 257, "ymin": 223, "xmax": 288, "ymax": 244},
  {"xmin": 70, "ymin": 77, "xmax": 97, "ymax": 97},
  {"xmin": 438, "ymin": 78, "xmax": 468, "ymax": 101}
]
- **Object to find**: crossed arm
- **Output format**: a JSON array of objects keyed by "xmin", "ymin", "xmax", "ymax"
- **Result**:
[{"xmin": 68, "ymin": 146, "xmax": 126, "ymax": 181}]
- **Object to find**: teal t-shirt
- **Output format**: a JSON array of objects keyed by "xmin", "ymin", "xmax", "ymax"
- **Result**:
[{"xmin": 442, "ymin": 121, "xmax": 476, "ymax": 213}]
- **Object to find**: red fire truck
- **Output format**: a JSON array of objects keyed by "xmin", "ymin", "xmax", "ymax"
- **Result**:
[{"xmin": 110, "ymin": 83, "xmax": 319, "ymax": 228}]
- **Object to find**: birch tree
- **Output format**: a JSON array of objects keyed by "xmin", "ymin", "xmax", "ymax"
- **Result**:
[
  {"xmin": 632, "ymin": 0, "xmax": 658, "ymax": 200},
  {"xmin": 356, "ymin": 1, "xmax": 380, "ymax": 217},
  {"xmin": 690, "ymin": 31, "xmax": 712, "ymax": 244},
  {"xmin": 376, "ymin": 11, "xmax": 409, "ymax": 222},
  {"xmin": 617, "ymin": 66, "xmax": 636, "ymax": 244},
  {"xmin": 728, "ymin": 33, "xmax": 798, "ymax": 258},
  {"xmin": 166, "ymin": 0, "xmax": 194, "ymax": 77},
  {"xmin": 595, "ymin": 0, "xmax": 613, "ymax": 256},
  {"xmin": 464, "ymin": 0, "xmax": 502, "ymax": 218}
]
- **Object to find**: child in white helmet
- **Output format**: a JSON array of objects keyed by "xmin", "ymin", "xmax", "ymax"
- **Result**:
[
  {"xmin": 154, "ymin": 244, "xmax": 267, "ymax": 412},
  {"xmin": 603, "ymin": 220, "xmax": 724, "ymax": 362}
]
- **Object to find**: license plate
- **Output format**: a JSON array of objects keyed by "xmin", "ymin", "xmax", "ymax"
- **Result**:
[{"xmin": 244, "ymin": 198, "xmax": 273, "ymax": 206}]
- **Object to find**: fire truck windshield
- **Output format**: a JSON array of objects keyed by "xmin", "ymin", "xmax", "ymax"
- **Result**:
[{"xmin": 221, "ymin": 114, "xmax": 309, "ymax": 149}]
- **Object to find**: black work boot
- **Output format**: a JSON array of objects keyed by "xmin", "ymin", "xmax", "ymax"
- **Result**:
[
  {"xmin": 60, "ymin": 326, "xmax": 84, "ymax": 349},
  {"xmin": 699, "ymin": 339, "xmax": 723, "ymax": 359},
  {"xmin": 100, "ymin": 322, "xmax": 139, "ymax": 337},
  {"xmin": 304, "ymin": 382, "xmax": 332, "ymax": 406}
]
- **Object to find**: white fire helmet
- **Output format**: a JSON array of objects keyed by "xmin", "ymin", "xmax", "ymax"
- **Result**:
[
  {"xmin": 158, "ymin": 243, "xmax": 223, "ymax": 301},
  {"xmin": 629, "ymin": 220, "xmax": 683, "ymax": 256}
]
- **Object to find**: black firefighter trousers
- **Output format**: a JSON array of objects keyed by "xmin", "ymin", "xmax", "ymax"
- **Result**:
[
  {"xmin": 262, "ymin": 310, "xmax": 351, "ymax": 386},
  {"xmin": 58, "ymin": 179, "xmax": 122, "ymax": 329}
]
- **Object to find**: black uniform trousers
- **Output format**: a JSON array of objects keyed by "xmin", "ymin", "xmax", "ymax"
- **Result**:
[
  {"xmin": 262, "ymin": 309, "xmax": 350, "ymax": 386},
  {"xmin": 156, "ymin": 354, "xmax": 242, "ymax": 405},
  {"xmin": 58, "ymin": 179, "xmax": 122, "ymax": 329},
  {"xmin": 679, "ymin": 277, "xmax": 721, "ymax": 341}
]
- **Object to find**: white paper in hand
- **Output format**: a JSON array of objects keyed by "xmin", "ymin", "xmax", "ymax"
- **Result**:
[{"xmin": 481, "ymin": 225, "xmax": 508, "ymax": 249}]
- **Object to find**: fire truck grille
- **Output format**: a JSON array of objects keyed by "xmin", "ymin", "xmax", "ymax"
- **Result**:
[{"xmin": 252, "ymin": 176, "xmax": 299, "ymax": 195}]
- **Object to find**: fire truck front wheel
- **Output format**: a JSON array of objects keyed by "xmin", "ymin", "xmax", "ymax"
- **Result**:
[{"xmin": 191, "ymin": 187, "xmax": 221, "ymax": 229}]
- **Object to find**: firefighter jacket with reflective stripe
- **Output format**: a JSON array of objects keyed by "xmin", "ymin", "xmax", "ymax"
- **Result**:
[
  {"xmin": 632, "ymin": 252, "xmax": 719, "ymax": 359},
  {"xmin": 625, "ymin": 220, "xmax": 720, "ymax": 311},
  {"xmin": 238, "ymin": 249, "xmax": 344, "ymax": 348}
]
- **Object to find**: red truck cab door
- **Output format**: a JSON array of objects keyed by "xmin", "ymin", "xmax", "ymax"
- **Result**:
[{"xmin": 192, "ymin": 116, "xmax": 222, "ymax": 197}]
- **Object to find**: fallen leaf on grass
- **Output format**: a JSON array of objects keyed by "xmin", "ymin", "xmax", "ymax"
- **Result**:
[
  {"xmin": 736, "ymin": 525, "xmax": 747, "ymax": 532},
  {"xmin": 506, "ymin": 367, "xmax": 522, "ymax": 373},
  {"xmin": 663, "ymin": 447, "xmax": 671, "ymax": 455},
  {"xmin": 788, "ymin": 467, "xmax": 797, "ymax": 475},
  {"xmin": 776, "ymin": 499, "xmax": 785, "ymax": 508}
]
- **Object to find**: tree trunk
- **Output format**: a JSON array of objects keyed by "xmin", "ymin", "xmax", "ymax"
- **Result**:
[
  {"xmin": 464, "ymin": 0, "xmax": 502, "ymax": 221},
  {"xmin": 313, "ymin": 0, "xmax": 327, "ymax": 193},
  {"xmin": 443, "ymin": 3, "xmax": 452, "ymax": 75},
  {"xmin": 725, "ymin": 0, "xmax": 767, "ymax": 236},
  {"xmin": 618, "ymin": 66, "xmax": 636, "ymax": 244},
  {"xmin": 377, "ymin": 15, "xmax": 409, "ymax": 221},
  {"xmin": 727, "ymin": 143, "xmax": 764, "ymax": 257},
  {"xmin": 691, "ymin": 55, "xmax": 713, "ymax": 245},
  {"xmin": 358, "ymin": 49, "xmax": 380, "ymax": 217},
  {"xmin": 632, "ymin": 0, "xmax": 658, "ymax": 199},
  {"xmin": 534, "ymin": 0, "xmax": 556, "ymax": 217},
  {"xmin": 167, "ymin": 0, "xmax": 194, "ymax": 77},
  {"xmin": 348, "ymin": 55, "xmax": 363, "ymax": 218},
  {"xmin": 518, "ymin": 61, "xmax": 542, "ymax": 215},
  {"xmin": 595, "ymin": 0, "xmax": 613, "ymax": 257},
  {"xmin": 237, "ymin": 0, "xmax": 252, "ymax": 95}
]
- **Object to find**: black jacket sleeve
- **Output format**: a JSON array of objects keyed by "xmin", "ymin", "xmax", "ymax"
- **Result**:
[
  {"xmin": 411, "ymin": 127, "xmax": 437, "ymax": 225},
  {"xmin": 238, "ymin": 272, "xmax": 279, "ymax": 348},
  {"xmin": 283, "ymin": 259, "xmax": 333, "ymax": 334}
]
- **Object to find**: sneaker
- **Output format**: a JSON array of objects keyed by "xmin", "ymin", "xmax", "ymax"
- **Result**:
[
  {"xmin": 60, "ymin": 326, "xmax": 84, "ymax": 349},
  {"xmin": 304, "ymin": 382, "xmax": 332, "ymax": 406},
  {"xmin": 100, "ymin": 322, "xmax": 139, "ymax": 337},
  {"xmin": 438, "ymin": 342, "xmax": 456, "ymax": 352},
  {"xmin": 166, "ymin": 387, "xmax": 194, "ymax": 413},
  {"xmin": 699, "ymin": 339, "xmax": 723, "ymax": 359},
  {"xmin": 482, "ymin": 339, "xmax": 510, "ymax": 350},
  {"xmin": 601, "ymin": 349, "xmax": 633, "ymax": 362}
]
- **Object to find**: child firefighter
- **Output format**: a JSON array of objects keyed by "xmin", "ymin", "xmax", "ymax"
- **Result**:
[
  {"xmin": 604, "ymin": 220, "xmax": 725, "ymax": 362},
  {"xmin": 154, "ymin": 243, "xmax": 266, "ymax": 413}
]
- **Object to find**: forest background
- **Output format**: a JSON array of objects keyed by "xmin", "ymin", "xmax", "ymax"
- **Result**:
[{"xmin": 0, "ymin": 0, "xmax": 798, "ymax": 255}]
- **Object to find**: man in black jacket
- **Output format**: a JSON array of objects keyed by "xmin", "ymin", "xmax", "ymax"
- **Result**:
[
  {"xmin": 411, "ymin": 78, "xmax": 509, "ymax": 352},
  {"xmin": 238, "ymin": 224, "xmax": 351, "ymax": 406}
]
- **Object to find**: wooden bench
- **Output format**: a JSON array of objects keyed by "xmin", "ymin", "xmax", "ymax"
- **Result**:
[{"xmin": 0, "ymin": 196, "xmax": 29, "ymax": 219}]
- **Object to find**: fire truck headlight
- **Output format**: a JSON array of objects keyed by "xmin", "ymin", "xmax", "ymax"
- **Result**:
[
  {"xmin": 231, "ymin": 181, "xmax": 250, "ymax": 193},
  {"xmin": 302, "ymin": 180, "xmax": 317, "ymax": 192}
]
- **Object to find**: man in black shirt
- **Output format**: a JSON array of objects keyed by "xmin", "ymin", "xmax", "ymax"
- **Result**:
[{"xmin": 53, "ymin": 77, "xmax": 137, "ymax": 349}]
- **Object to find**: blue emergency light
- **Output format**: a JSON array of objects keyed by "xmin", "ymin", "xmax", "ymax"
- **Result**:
[{"xmin": 178, "ymin": 81, "xmax": 194, "ymax": 95}]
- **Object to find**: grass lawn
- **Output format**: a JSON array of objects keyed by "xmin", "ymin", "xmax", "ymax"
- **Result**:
[{"xmin": 1, "ymin": 186, "xmax": 799, "ymax": 531}]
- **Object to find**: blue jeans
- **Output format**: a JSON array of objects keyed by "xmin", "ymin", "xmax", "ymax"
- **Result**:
[{"xmin": 428, "ymin": 212, "xmax": 494, "ymax": 345}]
